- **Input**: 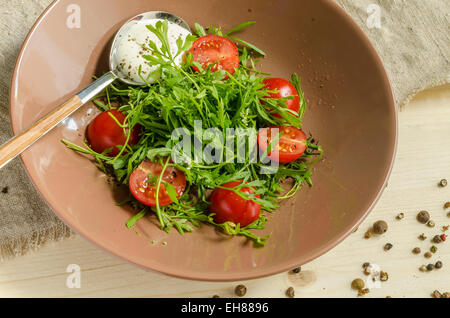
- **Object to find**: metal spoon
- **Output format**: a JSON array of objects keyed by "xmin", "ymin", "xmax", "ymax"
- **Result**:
[{"xmin": 0, "ymin": 11, "xmax": 191, "ymax": 169}]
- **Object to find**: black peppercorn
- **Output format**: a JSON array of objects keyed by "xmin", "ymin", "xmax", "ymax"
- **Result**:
[
  {"xmin": 435, "ymin": 261, "xmax": 443, "ymax": 269},
  {"xmin": 417, "ymin": 211, "xmax": 430, "ymax": 224},
  {"xmin": 235, "ymin": 284, "xmax": 247, "ymax": 297},
  {"xmin": 373, "ymin": 220, "xmax": 388, "ymax": 234},
  {"xmin": 285, "ymin": 287, "xmax": 295, "ymax": 298},
  {"xmin": 426, "ymin": 264, "xmax": 435, "ymax": 271}
]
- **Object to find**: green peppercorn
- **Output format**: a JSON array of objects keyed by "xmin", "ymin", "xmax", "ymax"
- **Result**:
[
  {"xmin": 417, "ymin": 211, "xmax": 430, "ymax": 224},
  {"xmin": 435, "ymin": 261, "xmax": 443, "ymax": 269},
  {"xmin": 439, "ymin": 179, "xmax": 447, "ymax": 187},
  {"xmin": 430, "ymin": 245, "xmax": 438, "ymax": 253},
  {"xmin": 351, "ymin": 278, "xmax": 365, "ymax": 290},
  {"xmin": 427, "ymin": 220, "xmax": 435, "ymax": 228},
  {"xmin": 373, "ymin": 220, "xmax": 388, "ymax": 234}
]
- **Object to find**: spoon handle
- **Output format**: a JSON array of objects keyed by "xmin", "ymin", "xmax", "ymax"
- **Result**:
[{"xmin": 0, "ymin": 72, "xmax": 117, "ymax": 169}]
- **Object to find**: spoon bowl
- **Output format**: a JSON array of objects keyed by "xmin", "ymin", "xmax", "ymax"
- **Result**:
[{"xmin": 0, "ymin": 11, "xmax": 189, "ymax": 169}]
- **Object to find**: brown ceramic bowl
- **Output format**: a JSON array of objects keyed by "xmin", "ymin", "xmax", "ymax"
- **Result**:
[{"xmin": 10, "ymin": 0, "xmax": 396, "ymax": 281}]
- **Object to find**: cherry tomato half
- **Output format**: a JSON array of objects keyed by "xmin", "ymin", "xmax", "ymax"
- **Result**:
[
  {"xmin": 188, "ymin": 34, "xmax": 239, "ymax": 76},
  {"xmin": 87, "ymin": 110, "xmax": 140, "ymax": 156},
  {"xmin": 209, "ymin": 181, "xmax": 261, "ymax": 227},
  {"xmin": 129, "ymin": 160, "xmax": 186, "ymax": 207},
  {"xmin": 262, "ymin": 78, "xmax": 300, "ymax": 119},
  {"xmin": 258, "ymin": 126, "xmax": 307, "ymax": 164}
]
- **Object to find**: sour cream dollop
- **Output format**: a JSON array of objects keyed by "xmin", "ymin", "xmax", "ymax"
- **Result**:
[{"xmin": 114, "ymin": 19, "xmax": 191, "ymax": 84}]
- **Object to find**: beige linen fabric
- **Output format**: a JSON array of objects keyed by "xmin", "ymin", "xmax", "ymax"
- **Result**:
[{"xmin": 0, "ymin": 0, "xmax": 448, "ymax": 259}]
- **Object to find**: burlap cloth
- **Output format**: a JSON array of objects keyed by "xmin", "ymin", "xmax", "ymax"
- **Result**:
[{"xmin": 0, "ymin": 0, "xmax": 448, "ymax": 260}]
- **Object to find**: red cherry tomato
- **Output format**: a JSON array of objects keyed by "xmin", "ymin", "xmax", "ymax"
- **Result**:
[
  {"xmin": 258, "ymin": 126, "xmax": 307, "ymax": 164},
  {"xmin": 87, "ymin": 110, "xmax": 140, "ymax": 156},
  {"xmin": 129, "ymin": 160, "xmax": 186, "ymax": 207},
  {"xmin": 209, "ymin": 181, "xmax": 261, "ymax": 227},
  {"xmin": 262, "ymin": 78, "xmax": 300, "ymax": 119},
  {"xmin": 188, "ymin": 35, "xmax": 239, "ymax": 76}
]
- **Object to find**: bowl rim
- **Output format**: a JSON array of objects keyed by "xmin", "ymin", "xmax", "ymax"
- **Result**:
[{"xmin": 9, "ymin": 0, "xmax": 398, "ymax": 281}]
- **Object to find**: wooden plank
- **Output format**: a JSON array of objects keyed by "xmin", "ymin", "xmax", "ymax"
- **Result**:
[{"xmin": 0, "ymin": 85, "xmax": 449, "ymax": 298}]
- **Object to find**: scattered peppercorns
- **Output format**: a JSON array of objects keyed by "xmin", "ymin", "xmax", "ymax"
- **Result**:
[
  {"xmin": 357, "ymin": 288, "xmax": 370, "ymax": 297},
  {"xmin": 438, "ymin": 179, "xmax": 447, "ymax": 187},
  {"xmin": 351, "ymin": 278, "xmax": 365, "ymax": 291},
  {"xmin": 373, "ymin": 220, "xmax": 388, "ymax": 234},
  {"xmin": 417, "ymin": 211, "xmax": 430, "ymax": 224},
  {"xmin": 427, "ymin": 220, "xmax": 435, "ymax": 228},
  {"xmin": 432, "ymin": 235, "xmax": 443, "ymax": 243},
  {"xmin": 419, "ymin": 233, "xmax": 427, "ymax": 240},
  {"xmin": 234, "ymin": 285, "xmax": 247, "ymax": 297},
  {"xmin": 435, "ymin": 261, "xmax": 443, "ymax": 269},
  {"xmin": 432, "ymin": 290, "xmax": 443, "ymax": 298},
  {"xmin": 430, "ymin": 245, "xmax": 438, "ymax": 253},
  {"xmin": 412, "ymin": 247, "xmax": 421, "ymax": 254},
  {"xmin": 290, "ymin": 267, "xmax": 301, "ymax": 274},
  {"xmin": 384, "ymin": 243, "xmax": 393, "ymax": 251},
  {"xmin": 396, "ymin": 213, "xmax": 404, "ymax": 220},
  {"xmin": 285, "ymin": 287, "xmax": 295, "ymax": 298},
  {"xmin": 426, "ymin": 264, "xmax": 435, "ymax": 271},
  {"xmin": 364, "ymin": 229, "xmax": 372, "ymax": 239},
  {"xmin": 424, "ymin": 252, "xmax": 432, "ymax": 259}
]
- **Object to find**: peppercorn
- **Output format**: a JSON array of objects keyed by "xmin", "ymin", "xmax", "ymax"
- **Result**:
[
  {"xmin": 412, "ymin": 247, "xmax": 421, "ymax": 254},
  {"xmin": 291, "ymin": 267, "xmax": 301, "ymax": 274},
  {"xmin": 358, "ymin": 288, "xmax": 370, "ymax": 297},
  {"xmin": 419, "ymin": 265, "xmax": 427, "ymax": 272},
  {"xmin": 444, "ymin": 202, "xmax": 450, "ymax": 209},
  {"xmin": 443, "ymin": 225, "xmax": 449, "ymax": 232},
  {"xmin": 373, "ymin": 220, "xmax": 388, "ymax": 234},
  {"xmin": 364, "ymin": 229, "xmax": 372, "ymax": 239},
  {"xmin": 380, "ymin": 271, "xmax": 388, "ymax": 282},
  {"xmin": 424, "ymin": 252, "xmax": 432, "ymax": 258},
  {"xmin": 427, "ymin": 220, "xmax": 435, "ymax": 228},
  {"xmin": 442, "ymin": 292, "xmax": 450, "ymax": 298},
  {"xmin": 1, "ymin": 186, "xmax": 8, "ymax": 194},
  {"xmin": 351, "ymin": 278, "xmax": 365, "ymax": 290},
  {"xmin": 384, "ymin": 243, "xmax": 393, "ymax": 251},
  {"xmin": 432, "ymin": 290, "xmax": 442, "ymax": 298},
  {"xmin": 439, "ymin": 179, "xmax": 447, "ymax": 187},
  {"xmin": 212, "ymin": 295, "xmax": 220, "ymax": 298},
  {"xmin": 432, "ymin": 235, "xmax": 443, "ymax": 243},
  {"xmin": 419, "ymin": 233, "xmax": 427, "ymax": 240},
  {"xmin": 430, "ymin": 245, "xmax": 438, "ymax": 253},
  {"xmin": 435, "ymin": 261, "xmax": 443, "ymax": 269},
  {"xmin": 285, "ymin": 287, "xmax": 295, "ymax": 298},
  {"xmin": 362, "ymin": 262, "xmax": 370, "ymax": 269},
  {"xmin": 235, "ymin": 285, "xmax": 247, "ymax": 297},
  {"xmin": 441, "ymin": 234, "xmax": 447, "ymax": 241},
  {"xmin": 426, "ymin": 264, "xmax": 434, "ymax": 271},
  {"xmin": 396, "ymin": 213, "xmax": 404, "ymax": 220},
  {"xmin": 417, "ymin": 211, "xmax": 430, "ymax": 224}
]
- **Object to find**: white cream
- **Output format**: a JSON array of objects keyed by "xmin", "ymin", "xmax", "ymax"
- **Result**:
[{"xmin": 115, "ymin": 19, "xmax": 191, "ymax": 84}]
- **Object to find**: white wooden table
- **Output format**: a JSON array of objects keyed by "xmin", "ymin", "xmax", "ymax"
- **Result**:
[{"xmin": 0, "ymin": 85, "xmax": 449, "ymax": 298}]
